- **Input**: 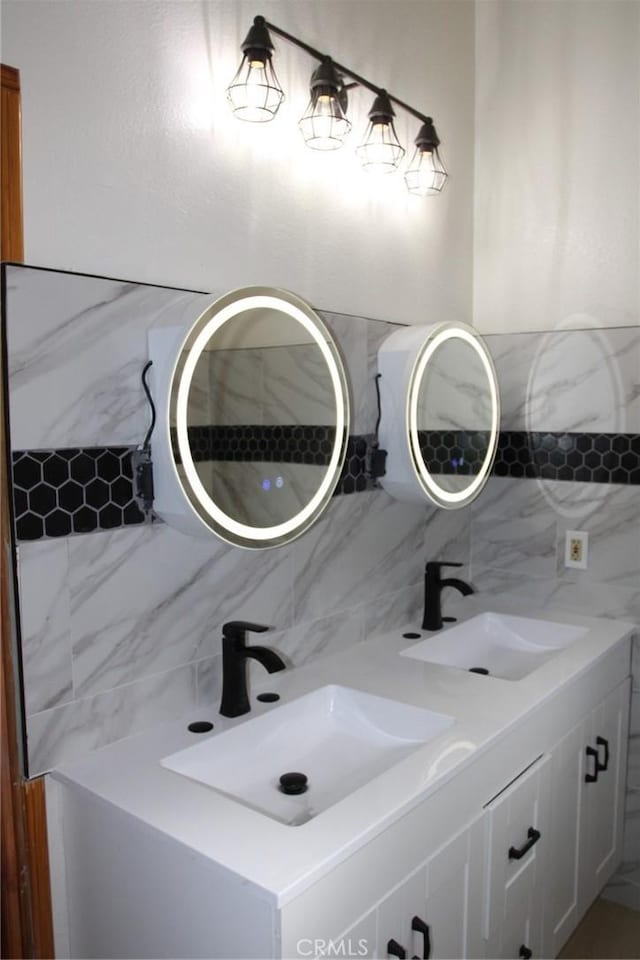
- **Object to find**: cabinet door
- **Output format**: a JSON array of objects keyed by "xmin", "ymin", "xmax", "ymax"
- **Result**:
[
  {"xmin": 338, "ymin": 909, "xmax": 378, "ymax": 960},
  {"xmin": 490, "ymin": 855, "xmax": 537, "ymax": 960},
  {"xmin": 377, "ymin": 867, "xmax": 426, "ymax": 960},
  {"xmin": 424, "ymin": 816, "xmax": 484, "ymax": 960},
  {"xmin": 484, "ymin": 754, "xmax": 551, "ymax": 960},
  {"xmin": 581, "ymin": 678, "xmax": 630, "ymax": 911},
  {"xmin": 544, "ymin": 719, "xmax": 587, "ymax": 959},
  {"xmin": 545, "ymin": 678, "xmax": 631, "ymax": 958},
  {"xmin": 372, "ymin": 815, "xmax": 483, "ymax": 960}
]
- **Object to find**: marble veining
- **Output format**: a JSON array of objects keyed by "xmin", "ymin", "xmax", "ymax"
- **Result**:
[
  {"xmin": 555, "ymin": 485, "xmax": 640, "ymax": 590},
  {"xmin": 17, "ymin": 540, "xmax": 73, "ymax": 714},
  {"xmin": 6, "ymin": 266, "xmax": 211, "ymax": 448},
  {"xmin": 292, "ymin": 489, "xmax": 425, "ymax": 624},
  {"xmin": 27, "ymin": 663, "xmax": 197, "ymax": 775},
  {"xmin": 488, "ymin": 326, "xmax": 640, "ymax": 433},
  {"xmin": 68, "ymin": 523, "xmax": 294, "ymax": 699},
  {"xmin": 321, "ymin": 312, "xmax": 369, "ymax": 435},
  {"xmin": 470, "ymin": 477, "xmax": 640, "ymax": 624},
  {"xmin": 363, "ymin": 582, "xmax": 423, "ymax": 638},
  {"xmin": 207, "ymin": 349, "xmax": 263, "ymax": 426},
  {"xmin": 262, "ymin": 344, "xmax": 335, "ymax": 426}
]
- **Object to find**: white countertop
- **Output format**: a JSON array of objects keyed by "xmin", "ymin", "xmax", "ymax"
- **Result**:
[{"xmin": 51, "ymin": 598, "xmax": 635, "ymax": 908}]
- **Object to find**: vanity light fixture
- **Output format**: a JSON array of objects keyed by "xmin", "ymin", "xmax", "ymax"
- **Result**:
[
  {"xmin": 226, "ymin": 15, "xmax": 448, "ymax": 194},
  {"xmin": 298, "ymin": 58, "xmax": 351, "ymax": 151},
  {"xmin": 356, "ymin": 91, "xmax": 405, "ymax": 174},
  {"xmin": 226, "ymin": 16, "xmax": 285, "ymax": 122},
  {"xmin": 404, "ymin": 119, "xmax": 448, "ymax": 195}
]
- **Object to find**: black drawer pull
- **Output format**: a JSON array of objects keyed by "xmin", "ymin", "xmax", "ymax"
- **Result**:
[
  {"xmin": 596, "ymin": 736, "xmax": 610, "ymax": 773},
  {"xmin": 519, "ymin": 946, "xmax": 532, "ymax": 959},
  {"xmin": 585, "ymin": 745, "xmax": 599, "ymax": 782},
  {"xmin": 508, "ymin": 826, "xmax": 541, "ymax": 860},
  {"xmin": 387, "ymin": 939, "xmax": 407, "ymax": 959},
  {"xmin": 411, "ymin": 916, "xmax": 431, "ymax": 959}
]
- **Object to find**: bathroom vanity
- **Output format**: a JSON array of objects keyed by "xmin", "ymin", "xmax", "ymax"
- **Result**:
[{"xmin": 46, "ymin": 603, "xmax": 634, "ymax": 960}]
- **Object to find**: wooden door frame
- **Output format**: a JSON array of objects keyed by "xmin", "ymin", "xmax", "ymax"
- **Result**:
[{"xmin": 1, "ymin": 62, "xmax": 55, "ymax": 960}]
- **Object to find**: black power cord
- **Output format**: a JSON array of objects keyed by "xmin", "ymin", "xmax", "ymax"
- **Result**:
[
  {"xmin": 366, "ymin": 373, "xmax": 387, "ymax": 481},
  {"xmin": 141, "ymin": 360, "xmax": 156, "ymax": 450},
  {"xmin": 131, "ymin": 361, "xmax": 156, "ymax": 515}
]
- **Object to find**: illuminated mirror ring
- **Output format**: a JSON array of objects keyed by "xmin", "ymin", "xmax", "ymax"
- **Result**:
[
  {"xmin": 406, "ymin": 323, "xmax": 500, "ymax": 508},
  {"xmin": 170, "ymin": 288, "xmax": 350, "ymax": 548}
]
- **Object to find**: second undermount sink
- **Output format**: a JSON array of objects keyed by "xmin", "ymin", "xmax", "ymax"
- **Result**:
[
  {"xmin": 161, "ymin": 685, "xmax": 454, "ymax": 826},
  {"xmin": 400, "ymin": 612, "xmax": 588, "ymax": 681}
]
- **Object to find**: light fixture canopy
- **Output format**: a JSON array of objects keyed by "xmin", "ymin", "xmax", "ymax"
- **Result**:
[
  {"xmin": 298, "ymin": 58, "xmax": 351, "ymax": 151},
  {"xmin": 405, "ymin": 119, "xmax": 448, "ymax": 195},
  {"xmin": 356, "ymin": 90, "xmax": 405, "ymax": 174},
  {"xmin": 226, "ymin": 15, "xmax": 285, "ymax": 122}
]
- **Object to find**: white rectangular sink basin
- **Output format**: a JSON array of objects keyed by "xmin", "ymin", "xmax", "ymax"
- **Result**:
[
  {"xmin": 161, "ymin": 685, "xmax": 454, "ymax": 826},
  {"xmin": 400, "ymin": 612, "xmax": 588, "ymax": 681}
]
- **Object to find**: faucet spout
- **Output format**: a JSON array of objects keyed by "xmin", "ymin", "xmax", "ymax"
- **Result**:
[
  {"xmin": 439, "ymin": 577, "xmax": 475, "ymax": 597},
  {"xmin": 243, "ymin": 645, "xmax": 286, "ymax": 673}
]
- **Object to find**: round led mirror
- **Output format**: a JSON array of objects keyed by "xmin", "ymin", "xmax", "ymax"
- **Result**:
[
  {"xmin": 149, "ymin": 287, "xmax": 350, "ymax": 548},
  {"xmin": 378, "ymin": 322, "xmax": 500, "ymax": 509}
]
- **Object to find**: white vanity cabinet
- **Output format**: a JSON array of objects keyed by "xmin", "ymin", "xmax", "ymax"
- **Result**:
[
  {"xmin": 47, "ymin": 619, "xmax": 634, "ymax": 960},
  {"xmin": 545, "ymin": 677, "xmax": 630, "ymax": 958}
]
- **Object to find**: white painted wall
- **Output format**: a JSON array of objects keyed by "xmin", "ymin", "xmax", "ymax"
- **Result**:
[
  {"xmin": 474, "ymin": 0, "xmax": 640, "ymax": 334},
  {"xmin": 0, "ymin": 0, "xmax": 475, "ymax": 327}
]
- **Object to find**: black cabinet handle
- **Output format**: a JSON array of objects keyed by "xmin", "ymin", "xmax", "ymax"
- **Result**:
[
  {"xmin": 411, "ymin": 916, "xmax": 431, "ymax": 959},
  {"xmin": 585, "ymin": 745, "xmax": 599, "ymax": 782},
  {"xmin": 519, "ymin": 946, "xmax": 532, "ymax": 959},
  {"xmin": 387, "ymin": 939, "xmax": 407, "ymax": 959},
  {"xmin": 596, "ymin": 736, "xmax": 610, "ymax": 773},
  {"xmin": 508, "ymin": 826, "xmax": 541, "ymax": 860}
]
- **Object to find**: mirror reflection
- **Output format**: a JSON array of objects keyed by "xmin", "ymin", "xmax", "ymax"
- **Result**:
[{"xmin": 416, "ymin": 338, "xmax": 494, "ymax": 494}]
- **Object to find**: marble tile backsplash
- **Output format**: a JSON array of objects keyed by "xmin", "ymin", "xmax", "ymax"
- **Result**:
[{"xmin": 18, "ymin": 490, "xmax": 426, "ymax": 774}]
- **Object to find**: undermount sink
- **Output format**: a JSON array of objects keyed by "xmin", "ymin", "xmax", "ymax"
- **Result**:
[
  {"xmin": 400, "ymin": 612, "xmax": 588, "ymax": 681},
  {"xmin": 161, "ymin": 684, "xmax": 454, "ymax": 826}
]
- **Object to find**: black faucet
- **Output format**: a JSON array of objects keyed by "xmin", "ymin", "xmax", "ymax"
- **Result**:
[
  {"xmin": 219, "ymin": 621, "xmax": 286, "ymax": 718},
  {"xmin": 422, "ymin": 561, "xmax": 474, "ymax": 631}
]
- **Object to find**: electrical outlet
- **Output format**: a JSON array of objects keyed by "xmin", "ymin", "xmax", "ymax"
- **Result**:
[{"xmin": 565, "ymin": 530, "xmax": 589, "ymax": 570}]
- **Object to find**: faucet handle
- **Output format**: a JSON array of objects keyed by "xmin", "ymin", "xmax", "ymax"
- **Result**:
[{"xmin": 222, "ymin": 621, "xmax": 270, "ymax": 643}]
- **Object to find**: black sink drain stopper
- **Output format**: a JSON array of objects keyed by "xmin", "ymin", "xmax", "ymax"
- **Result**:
[{"xmin": 278, "ymin": 772, "xmax": 308, "ymax": 795}]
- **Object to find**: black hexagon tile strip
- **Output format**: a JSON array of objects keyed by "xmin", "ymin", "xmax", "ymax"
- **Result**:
[
  {"xmin": 492, "ymin": 432, "xmax": 640, "ymax": 484},
  {"xmin": 173, "ymin": 424, "xmax": 338, "ymax": 466},
  {"xmin": 10, "ymin": 432, "xmax": 639, "ymax": 542},
  {"xmin": 11, "ymin": 447, "xmax": 146, "ymax": 541}
]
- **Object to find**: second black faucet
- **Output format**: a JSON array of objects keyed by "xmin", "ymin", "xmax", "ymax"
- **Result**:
[{"xmin": 422, "ymin": 561, "xmax": 474, "ymax": 631}]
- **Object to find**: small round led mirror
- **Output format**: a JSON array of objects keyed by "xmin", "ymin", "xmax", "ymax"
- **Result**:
[
  {"xmin": 149, "ymin": 287, "xmax": 350, "ymax": 548},
  {"xmin": 378, "ymin": 322, "xmax": 500, "ymax": 509}
]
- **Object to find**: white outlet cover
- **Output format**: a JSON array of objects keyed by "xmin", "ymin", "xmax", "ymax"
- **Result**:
[{"xmin": 565, "ymin": 530, "xmax": 589, "ymax": 570}]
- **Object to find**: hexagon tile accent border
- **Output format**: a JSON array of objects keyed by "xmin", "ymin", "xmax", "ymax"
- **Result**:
[
  {"xmin": 10, "ymin": 436, "xmax": 375, "ymax": 542},
  {"xmin": 10, "ymin": 432, "xmax": 640, "ymax": 542},
  {"xmin": 11, "ymin": 447, "xmax": 146, "ymax": 541},
  {"xmin": 493, "ymin": 431, "xmax": 640, "ymax": 484}
]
